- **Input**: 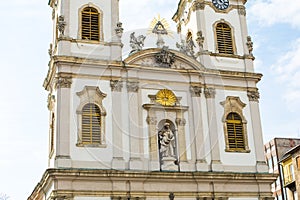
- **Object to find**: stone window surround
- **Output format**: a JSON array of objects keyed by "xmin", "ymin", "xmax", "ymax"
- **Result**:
[{"xmin": 76, "ymin": 86, "xmax": 107, "ymax": 148}]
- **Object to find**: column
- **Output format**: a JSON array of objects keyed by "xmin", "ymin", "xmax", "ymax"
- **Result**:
[
  {"xmin": 55, "ymin": 75, "xmax": 72, "ymax": 167},
  {"xmin": 146, "ymin": 113, "xmax": 160, "ymax": 171},
  {"xmin": 204, "ymin": 87, "xmax": 222, "ymax": 171},
  {"xmin": 248, "ymin": 90, "xmax": 268, "ymax": 172},
  {"xmin": 111, "ymin": 80, "xmax": 125, "ymax": 169},
  {"xmin": 127, "ymin": 81, "xmax": 143, "ymax": 170},
  {"xmin": 191, "ymin": 85, "xmax": 209, "ymax": 171}
]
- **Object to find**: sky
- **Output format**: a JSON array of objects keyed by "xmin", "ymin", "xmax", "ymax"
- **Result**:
[{"xmin": 0, "ymin": 0, "xmax": 299, "ymax": 199}]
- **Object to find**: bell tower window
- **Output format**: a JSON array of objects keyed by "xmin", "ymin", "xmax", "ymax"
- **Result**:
[
  {"xmin": 81, "ymin": 7, "xmax": 101, "ymax": 41},
  {"xmin": 215, "ymin": 22, "xmax": 234, "ymax": 55},
  {"xmin": 82, "ymin": 103, "xmax": 102, "ymax": 144}
]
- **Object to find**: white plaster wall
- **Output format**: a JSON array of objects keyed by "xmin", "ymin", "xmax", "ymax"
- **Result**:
[
  {"xmin": 214, "ymin": 89, "xmax": 257, "ymax": 166},
  {"xmin": 70, "ymin": 78, "xmax": 114, "ymax": 165}
]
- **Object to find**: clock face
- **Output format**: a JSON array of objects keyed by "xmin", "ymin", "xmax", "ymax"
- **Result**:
[
  {"xmin": 156, "ymin": 89, "xmax": 177, "ymax": 106},
  {"xmin": 212, "ymin": 0, "xmax": 229, "ymax": 10}
]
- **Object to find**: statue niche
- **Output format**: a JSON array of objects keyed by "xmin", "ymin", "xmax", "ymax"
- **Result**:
[{"xmin": 158, "ymin": 120, "xmax": 178, "ymax": 171}]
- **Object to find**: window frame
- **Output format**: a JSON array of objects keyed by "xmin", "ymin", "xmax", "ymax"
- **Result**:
[
  {"xmin": 78, "ymin": 4, "xmax": 104, "ymax": 42},
  {"xmin": 221, "ymin": 96, "xmax": 250, "ymax": 153},
  {"xmin": 213, "ymin": 20, "xmax": 236, "ymax": 55},
  {"xmin": 76, "ymin": 86, "xmax": 107, "ymax": 147}
]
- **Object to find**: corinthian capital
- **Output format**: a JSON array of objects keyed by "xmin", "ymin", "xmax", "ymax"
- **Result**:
[
  {"xmin": 247, "ymin": 90, "xmax": 260, "ymax": 102},
  {"xmin": 204, "ymin": 87, "xmax": 216, "ymax": 98},
  {"xmin": 56, "ymin": 76, "xmax": 72, "ymax": 89},
  {"xmin": 110, "ymin": 80, "xmax": 123, "ymax": 92}
]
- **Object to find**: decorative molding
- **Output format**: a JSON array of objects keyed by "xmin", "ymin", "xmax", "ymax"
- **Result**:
[
  {"xmin": 127, "ymin": 81, "xmax": 139, "ymax": 93},
  {"xmin": 56, "ymin": 76, "xmax": 72, "ymax": 89},
  {"xmin": 110, "ymin": 80, "xmax": 123, "ymax": 92},
  {"xmin": 190, "ymin": 86, "xmax": 202, "ymax": 97},
  {"xmin": 204, "ymin": 87, "xmax": 216, "ymax": 98},
  {"xmin": 155, "ymin": 46, "xmax": 176, "ymax": 68},
  {"xmin": 57, "ymin": 15, "xmax": 66, "ymax": 36},
  {"xmin": 247, "ymin": 90, "xmax": 260, "ymax": 102}
]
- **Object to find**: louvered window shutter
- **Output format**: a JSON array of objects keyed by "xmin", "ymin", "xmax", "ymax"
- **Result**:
[
  {"xmin": 82, "ymin": 103, "xmax": 101, "ymax": 144},
  {"xmin": 216, "ymin": 23, "xmax": 234, "ymax": 54},
  {"xmin": 226, "ymin": 113, "xmax": 245, "ymax": 150},
  {"xmin": 81, "ymin": 7, "xmax": 100, "ymax": 41}
]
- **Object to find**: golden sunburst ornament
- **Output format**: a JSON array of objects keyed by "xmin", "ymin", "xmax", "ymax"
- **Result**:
[
  {"xmin": 156, "ymin": 89, "xmax": 177, "ymax": 106},
  {"xmin": 148, "ymin": 14, "xmax": 173, "ymax": 37}
]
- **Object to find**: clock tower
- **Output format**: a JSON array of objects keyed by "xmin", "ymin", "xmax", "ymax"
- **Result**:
[
  {"xmin": 173, "ymin": 0, "xmax": 254, "ymax": 72},
  {"xmin": 29, "ymin": 0, "xmax": 276, "ymax": 200}
]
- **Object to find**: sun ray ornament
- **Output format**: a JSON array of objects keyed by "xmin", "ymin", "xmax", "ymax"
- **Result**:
[{"xmin": 148, "ymin": 15, "xmax": 173, "ymax": 48}]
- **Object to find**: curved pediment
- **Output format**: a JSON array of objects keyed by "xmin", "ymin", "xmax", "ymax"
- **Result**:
[{"xmin": 124, "ymin": 48, "xmax": 205, "ymax": 71}]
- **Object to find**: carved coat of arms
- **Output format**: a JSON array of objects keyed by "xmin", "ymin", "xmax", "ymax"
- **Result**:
[{"xmin": 155, "ymin": 46, "xmax": 175, "ymax": 68}]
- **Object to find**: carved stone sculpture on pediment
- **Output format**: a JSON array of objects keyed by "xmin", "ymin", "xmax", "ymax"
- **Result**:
[
  {"xmin": 55, "ymin": 76, "xmax": 72, "ymax": 89},
  {"xmin": 247, "ymin": 90, "xmax": 260, "ymax": 102},
  {"xmin": 246, "ymin": 36, "xmax": 254, "ymax": 58},
  {"xmin": 129, "ymin": 32, "xmax": 146, "ymax": 54},
  {"xmin": 110, "ymin": 80, "xmax": 123, "ymax": 92},
  {"xmin": 47, "ymin": 93, "xmax": 56, "ymax": 110},
  {"xmin": 155, "ymin": 46, "xmax": 176, "ymax": 68},
  {"xmin": 48, "ymin": 43, "xmax": 53, "ymax": 58},
  {"xmin": 204, "ymin": 87, "xmax": 216, "ymax": 98}
]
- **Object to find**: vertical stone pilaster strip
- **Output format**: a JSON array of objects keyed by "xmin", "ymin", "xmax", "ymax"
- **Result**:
[
  {"xmin": 110, "ymin": 80, "xmax": 125, "ymax": 168},
  {"xmin": 147, "ymin": 115, "xmax": 158, "ymax": 160},
  {"xmin": 248, "ymin": 90, "xmax": 267, "ymax": 172},
  {"xmin": 204, "ymin": 87, "xmax": 221, "ymax": 166},
  {"xmin": 191, "ymin": 86, "xmax": 207, "ymax": 168},
  {"xmin": 55, "ymin": 76, "xmax": 72, "ymax": 167},
  {"xmin": 176, "ymin": 116, "xmax": 187, "ymax": 162}
]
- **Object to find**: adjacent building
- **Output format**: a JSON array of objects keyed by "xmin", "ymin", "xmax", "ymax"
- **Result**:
[
  {"xmin": 264, "ymin": 138, "xmax": 300, "ymax": 200},
  {"xmin": 28, "ymin": 0, "xmax": 276, "ymax": 199}
]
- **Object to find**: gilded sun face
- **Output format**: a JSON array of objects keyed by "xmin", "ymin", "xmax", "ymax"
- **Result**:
[{"xmin": 156, "ymin": 89, "xmax": 177, "ymax": 106}]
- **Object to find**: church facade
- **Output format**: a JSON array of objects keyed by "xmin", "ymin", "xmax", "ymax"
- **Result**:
[{"xmin": 28, "ymin": 0, "xmax": 276, "ymax": 199}]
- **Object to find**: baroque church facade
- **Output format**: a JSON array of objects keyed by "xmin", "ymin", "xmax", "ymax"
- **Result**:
[{"xmin": 29, "ymin": 0, "xmax": 276, "ymax": 199}]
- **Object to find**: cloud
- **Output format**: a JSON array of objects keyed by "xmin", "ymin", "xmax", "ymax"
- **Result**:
[
  {"xmin": 271, "ymin": 38, "xmax": 300, "ymax": 111},
  {"xmin": 248, "ymin": 0, "xmax": 300, "ymax": 28}
]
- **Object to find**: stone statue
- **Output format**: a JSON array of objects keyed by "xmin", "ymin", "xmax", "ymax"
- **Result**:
[
  {"xmin": 129, "ymin": 32, "xmax": 146, "ymax": 54},
  {"xmin": 159, "ymin": 122, "xmax": 176, "ymax": 158}
]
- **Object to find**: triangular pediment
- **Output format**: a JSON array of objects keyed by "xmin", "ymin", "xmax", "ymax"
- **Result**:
[{"xmin": 124, "ymin": 48, "xmax": 205, "ymax": 71}]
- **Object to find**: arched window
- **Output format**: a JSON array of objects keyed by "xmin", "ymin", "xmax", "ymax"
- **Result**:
[
  {"xmin": 82, "ymin": 103, "xmax": 101, "ymax": 144},
  {"xmin": 81, "ymin": 7, "xmax": 100, "ymax": 41},
  {"xmin": 216, "ymin": 22, "xmax": 234, "ymax": 54},
  {"xmin": 226, "ymin": 112, "xmax": 245, "ymax": 150}
]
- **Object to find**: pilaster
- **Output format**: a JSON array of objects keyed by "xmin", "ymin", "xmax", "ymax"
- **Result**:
[
  {"xmin": 110, "ymin": 80, "xmax": 125, "ymax": 169},
  {"xmin": 190, "ymin": 85, "xmax": 209, "ymax": 171},
  {"xmin": 54, "ymin": 75, "xmax": 72, "ymax": 167},
  {"xmin": 127, "ymin": 81, "xmax": 143, "ymax": 170},
  {"xmin": 247, "ymin": 90, "xmax": 268, "ymax": 172},
  {"xmin": 204, "ymin": 87, "xmax": 222, "ymax": 171}
]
